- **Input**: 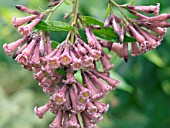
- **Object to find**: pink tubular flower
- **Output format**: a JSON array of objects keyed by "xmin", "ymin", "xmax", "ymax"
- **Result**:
[
  {"xmin": 148, "ymin": 27, "xmax": 167, "ymax": 36},
  {"xmin": 131, "ymin": 42, "xmax": 141, "ymax": 56},
  {"xmin": 70, "ymin": 86, "xmax": 85, "ymax": 114},
  {"xmin": 50, "ymin": 104, "xmax": 60, "ymax": 115},
  {"xmin": 92, "ymin": 70, "xmax": 120, "ymax": 88},
  {"xmin": 39, "ymin": 35, "xmax": 45, "ymax": 57},
  {"xmin": 30, "ymin": 41, "xmax": 40, "ymax": 67},
  {"xmin": 123, "ymin": 43, "xmax": 129, "ymax": 62},
  {"xmin": 34, "ymin": 102, "xmax": 51, "ymax": 119},
  {"xmin": 111, "ymin": 43, "xmax": 124, "ymax": 57},
  {"xmin": 84, "ymin": 111, "xmax": 103, "ymax": 123},
  {"xmin": 84, "ymin": 26, "xmax": 96, "ymax": 48},
  {"xmin": 41, "ymin": 45, "xmax": 62, "ymax": 66},
  {"xmin": 48, "ymin": 57, "xmax": 60, "ymax": 69},
  {"xmin": 43, "ymin": 85, "xmax": 55, "ymax": 94},
  {"xmin": 18, "ymin": 13, "xmax": 45, "ymax": 37},
  {"xmin": 62, "ymin": 111, "xmax": 69, "ymax": 128},
  {"xmin": 87, "ymin": 71, "xmax": 112, "ymax": 93},
  {"xmin": 104, "ymin": 15, "xmax": 112, "ymax": 28},
  {"xmin": 62, "ymin": 90, "xmax": 72, "ymax": 111},
  {"xmin": 62, "ymin": 67, "xmax": 77, "ymax": 84},
  {"xmin": 59, "ymin": 44, "xmax": 72, "ymax": 65},
  {"xmin": 86, "ymin": 101, "xmax": 97, "ymax": 115},
  {"xmin": 135, "ymin": 26, "xmax": 157, "ymax": 49},
  {"xmin": 52, "ymin": 85, "xmax": 67, "ymax": 105},
  {"xmin": 128, "ymin": 23, "xmax": 145, "ymax": 45},
  {"xmin": 82, "ymin": 55, "xmax": 94, "ymax": 67},
  {"xmin": 81, "ymin": 112, "xmax": 96, "ymax": 128},
  {"xmin": 12, "ymin": 43, "xmax": 28, "ymax": 59},
  {"xmin": 65, "ymin": 113, "xmax": 80, "ymax": 128},
  {"xmin": 112, "ymin": 17, "xmax": 122, "ymax": 37},
  {"xmin": 140, "ymin": 13, "xmax": 170, "ymax": 22},
  {"xmin": 119, "ymin": 27, "xmax": 126, "ymax": 43},
  {"xmin": 39, "ymin": 77, "xmax": 51, "ymax": 87},
  {"xmin": 50, "ymin": 109, "xmax": 63, "ymax": 128},
  {"xmin": 33, "ymin": 71, "xmax": 45, "ymax": 82},
  {"xmin": 41, "ymin": 63, "xmax": 53, "ymax": 74},
  {"xmin": 94, "ymin": 101, "xmax": 110, "ymax": 114},
  {"xmin": 15, "ymin": 36, "xmax": 37, "ymax": 65},
  {"xmin": 12, "ymin": 15, "xmax": 38, "ymax": 28},
  {"xmin": 3, "ymin": 37, "xmax": 28, "ymax": 56},
  {"xmin": 103, "ymin": 50, "xmax": 112, "ymax": 60},
  {"xmin": 45, "ymin": 32, "xmax": 52, "ymax": 54},
  {"xmin": 75, "ymin": 39, "xmax": 87, "ymax": 55},
  {"xmin": 77, "ymin": 95, "xmax": 89, "ymax": 105},
  {"xmin": 70, "ymin": 50, "xmax": 82, "ymax": 70},
  {"xmin": 76, "ymin": 82, "xmax": 91, "ymax": 99},
  {"xmin": 32, "ymin": 66, "xmax": 41, "ymax": 73},
  {"xmin": 15, "ymin": 51, "xmax": 28, "ymax": 65},
  {"xmin": 127, "ymin": 3, "xmax": 160, "ymax": 15},
  {"xmin": 101, "ymin": 54, "xmax": 114, "ymax": 72},
  {"xmin": 128, "ymin": 9, "xmax": 149, "ymax": 19},
  {"xmin": 82, "ymin": 72, "xmax": 105, "ymax": 101},
  {"xmin": 71, "ymin": 44, "xmax": 84, "ymax": 58},
  {"xmin": 89, "ymin": 49, "xmax": 101, "ymax": 61},
  {"xmin": 82, "ymin": 40, "xmax": 101, "ymax": 60}
]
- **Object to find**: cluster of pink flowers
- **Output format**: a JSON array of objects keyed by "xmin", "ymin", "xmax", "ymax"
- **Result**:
[
  {"xmin": 3, "ymin": 2, "xmax": 170, "ymax": 128},
  {"xmin": 3, "ymin": 5, "xmax": 120, "ymax": 128},
  {"xmin": 100, "ymin": 3, "xmax": 169, "ymax": 62}
]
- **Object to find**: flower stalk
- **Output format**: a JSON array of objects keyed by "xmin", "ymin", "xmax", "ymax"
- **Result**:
[{"xmin": 45, "ymin": 0, "xmax": 65, "ymax": 21}]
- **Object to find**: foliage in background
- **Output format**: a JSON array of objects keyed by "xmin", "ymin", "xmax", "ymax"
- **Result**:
[{"xmin": 0, "ymin": 0, "xmax": 170, "ymax": 128}]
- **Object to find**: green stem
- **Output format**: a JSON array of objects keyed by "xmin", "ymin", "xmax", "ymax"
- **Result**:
[
  {"xmin": 69, "ymin": 0, "xmax": 79, "ymax": 43},
  {"xmin": 108, "ymin": 0, "xmax": 113, "ymax": 14},
  {"xmin": 71, "ymin": 0, "xmax": 79, "ymax": 26},
  {"xmin": 45, "ymin": 0, "xmax": 65, "ymax": 21},
  {"xmin": 110, "ymin": 0, "xmax": 130, "ymax": 22}
]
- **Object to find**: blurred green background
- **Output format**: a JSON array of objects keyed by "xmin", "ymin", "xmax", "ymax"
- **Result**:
[{"xmin": 0, "ymin": 0, "xmax": 170, "ymax": 128}]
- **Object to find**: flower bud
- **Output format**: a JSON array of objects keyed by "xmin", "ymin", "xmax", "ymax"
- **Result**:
[
  {"xmin": 15, "ymin": 5, "xmax": 40, "ymax": 15},
  {"xmin": 127, "ymin": 3, "xmax": 160, "ymax": 15},
  {"xmin": 123, "ymin": 43, "xmax": 129, "ymax": 62},
  {"xmin": 45, "ymin": 32, "xmax": 53, "ymax": 54}
]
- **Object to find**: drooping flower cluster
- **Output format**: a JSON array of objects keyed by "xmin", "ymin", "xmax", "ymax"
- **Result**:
[
  {"xmin": 101, "ymin": 3, "xmax": 169, "ymax": 62},
  {"xmin": 3, "ymin": 2, "xmax": 170, "ymax": 128},
  {"xmin": 3, "ymin": 5, "xmax": 120, "ymax": 128}
]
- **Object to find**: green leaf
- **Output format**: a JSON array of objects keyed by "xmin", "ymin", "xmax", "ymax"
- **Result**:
[
  {"xmin": 74, "ymin": 70, "xmax": 82, "ymax": 83},
  {"xmin": 35, "ymin": 20, "xmax": 73, "ymax": 32},
  {"xmin": 56, "ymin": 68, "xmax": 67, "ymax": 75},
  {"xmin": 82, "ymin": 16, "xmax": 136, "ymax": 43},
  {"xmin": 144, "ymin": 50, "xmax": 166, "ymax": 68},
  {"xmin": 50, "ymin": 40, "xmax": 60, "ymax": 50},
  {"xmin": 110, "ymin": 71, "xmax": 134, "ymax": 93}
]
